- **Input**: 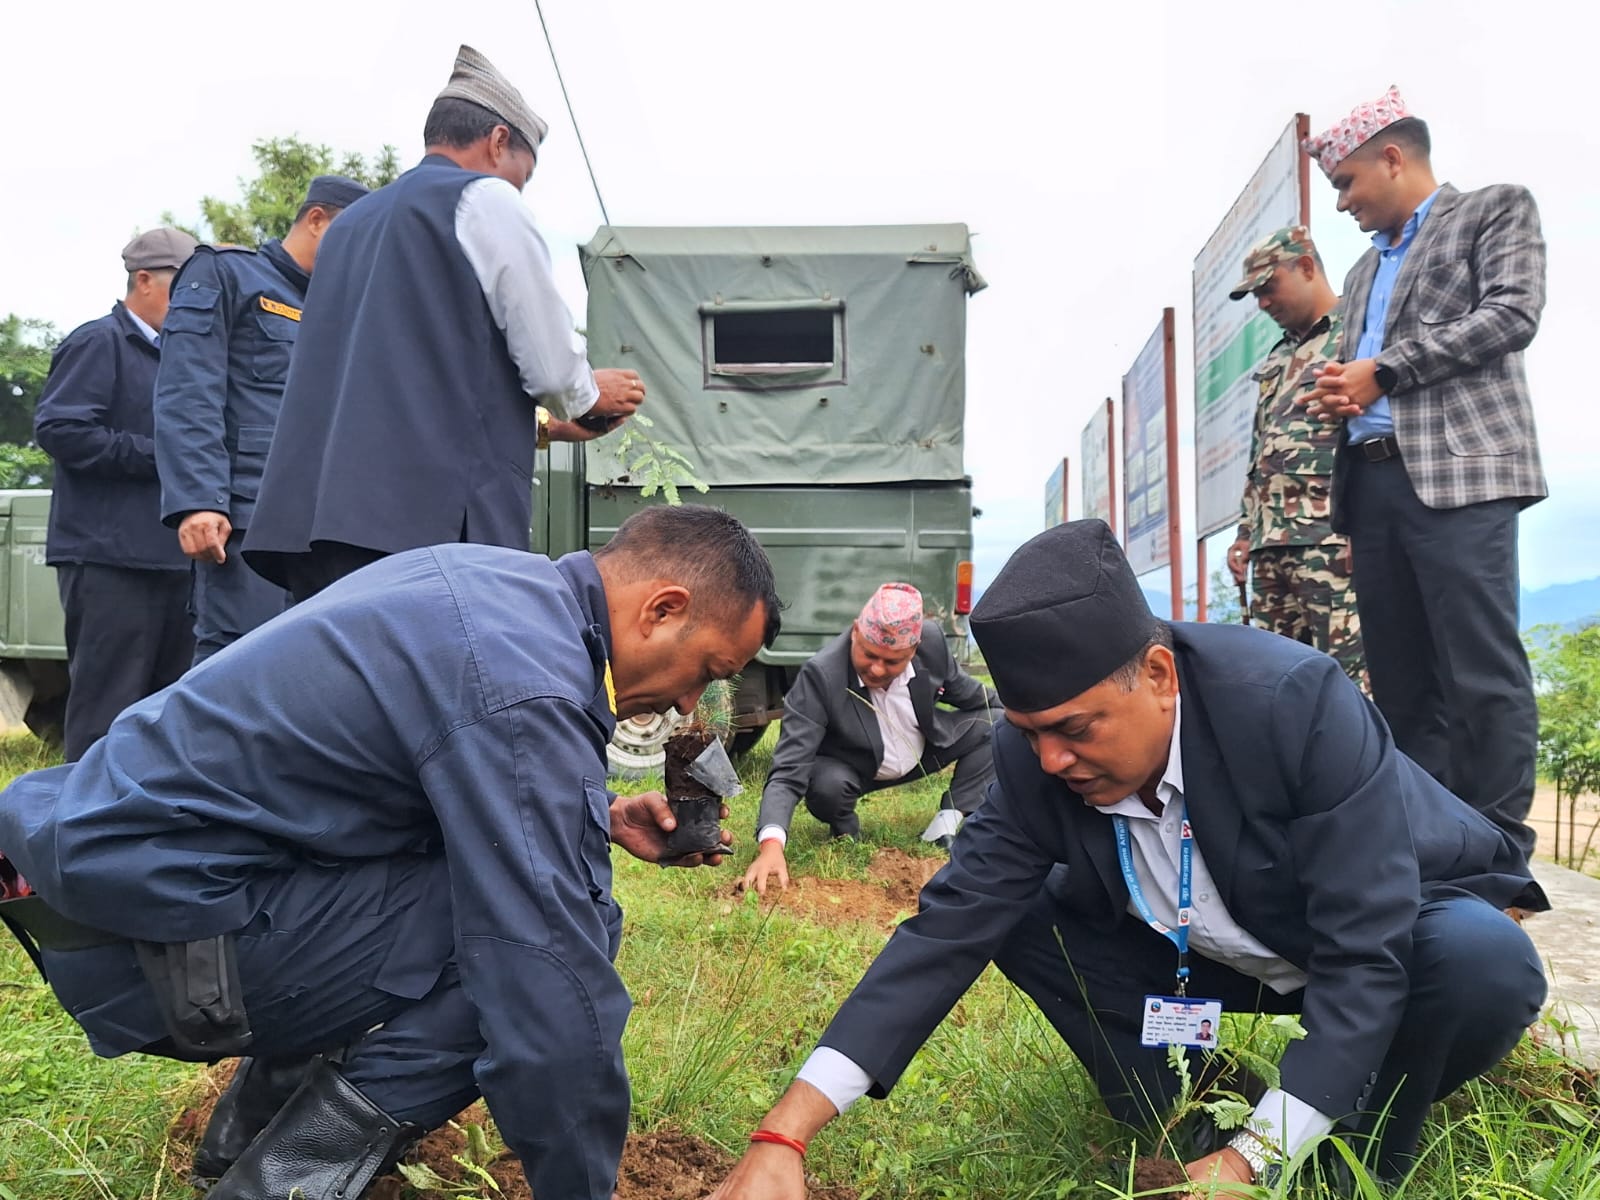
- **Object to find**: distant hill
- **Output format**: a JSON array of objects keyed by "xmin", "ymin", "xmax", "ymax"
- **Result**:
[
  {"xmin": 1521, "ymin": 577, "xmax": 1600, "ymax": 631},
  {"xmin": 1141, "ymin": 578, "xmax": 1600, "ymax": 631}
]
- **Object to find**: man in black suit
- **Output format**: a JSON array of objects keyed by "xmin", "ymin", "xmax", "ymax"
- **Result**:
[
  {"xmin": 712, "ymin": 520, "xmax": 1547, "ymax": 1198},
  {"xmin": 743, "ymin": 583, "xmax": 999, "ymax": 894}
]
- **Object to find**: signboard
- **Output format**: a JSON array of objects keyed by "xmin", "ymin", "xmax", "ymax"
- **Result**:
[
  {"xmin": 1080, "ymin": 398, "xmax": 1115, "ymax": 531},
  {"xmin": 1123, "ymin": 317, "xmax": 1171, "ymax": 576},
  {"xmin": 1192, "ymin": 115, "xmax": 1308, "ymax": 538},
  {"xmin": 1044, "ymin": 458, "xmax": 1069, "ymax": 529}
]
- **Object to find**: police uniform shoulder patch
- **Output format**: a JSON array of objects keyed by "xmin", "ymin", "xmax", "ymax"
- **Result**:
[{"xmin": 259, "ymin": 296, "xmax": 302, "ymax": 321}]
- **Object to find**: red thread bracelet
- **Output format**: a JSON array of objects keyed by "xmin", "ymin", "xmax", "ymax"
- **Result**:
[{"xmin": 749, "ymin": 1129, "xmax": 807, "ymax": 1156}]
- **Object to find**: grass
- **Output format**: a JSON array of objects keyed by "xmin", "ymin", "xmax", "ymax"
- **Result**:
[{"xmin": 2, "ymin": 729, "xmax": 1597, "ymax": 1198}]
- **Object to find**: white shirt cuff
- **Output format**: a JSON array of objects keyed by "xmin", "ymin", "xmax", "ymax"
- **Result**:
[
  {"xmin": 1247, "ymin": 1088, "xmax": 1336, "ymax": 1162},
  {"xmin": 795, "ymin": 1046, "xmax": 873, "ymax": 1115},
  {"xmin": 757, "ymin": 825, "xmax": 788, "ymax": 846}
]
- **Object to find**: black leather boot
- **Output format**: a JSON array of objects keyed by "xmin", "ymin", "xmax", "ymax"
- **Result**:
[
  {"xmin": 205, "ymin": 1062, "xmax": 420, "ymax": 1199},
  {"xmin": 191, "ymin": 1056, "xmax": 318, "ymax": 1181}
]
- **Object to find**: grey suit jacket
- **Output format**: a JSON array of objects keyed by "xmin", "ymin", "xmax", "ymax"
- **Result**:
[
  {"xmin": 1333, "ymin": 182, "xmax": 1547, "ymax": 526},
  {"xmin": 757, "ymin": 620, "xmax": 999, "ymax": 833}
]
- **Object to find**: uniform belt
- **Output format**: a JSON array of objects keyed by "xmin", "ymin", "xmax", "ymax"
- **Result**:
[{"xmin": 1356, "ymin": 435, "xmax": 1401, "ymax": 462}]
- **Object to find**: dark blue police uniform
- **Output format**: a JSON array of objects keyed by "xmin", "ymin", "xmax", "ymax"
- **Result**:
[
  {"xmin": 0, "ymin": 545, "xmax": 630, "ymax": 1198},
  {"xmin": 244, "ymin": 156, "xmax": 538, "ymax": 595},
  {"xmin": 34, "ymin": 302, "xmax": 192, "ymax": 759},
  {"xmin": 154, "ymin": 241, "xmax": 307, "ymax": 662}
]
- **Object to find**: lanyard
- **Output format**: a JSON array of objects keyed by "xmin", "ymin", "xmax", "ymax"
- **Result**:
[
  {"xmin": 1112, "ymin": 800, "xmax": 1191, "ymax": 995},
  {"xmin": 603, "ymin": 663, "xmax": 617, "ymax": 716}
]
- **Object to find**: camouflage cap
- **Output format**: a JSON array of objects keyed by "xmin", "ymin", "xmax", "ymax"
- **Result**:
[{"xmin": 1228, "ymin": 225, "xmax": 1317, "ymax": 300}]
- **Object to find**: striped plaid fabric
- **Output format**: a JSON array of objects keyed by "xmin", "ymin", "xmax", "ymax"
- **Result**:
[{"xmin": 1332, "ymin": 183, "xmax": 1548, "ymax": 523}]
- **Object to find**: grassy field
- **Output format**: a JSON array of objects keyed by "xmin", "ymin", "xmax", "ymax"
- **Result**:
[{"xmin": 2, "ymin": 729, "xmax": 1597, "ymax": 1199}]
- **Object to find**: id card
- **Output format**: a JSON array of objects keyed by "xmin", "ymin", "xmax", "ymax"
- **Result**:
[{"xmin": 1140, "ymin": 995, "xmax": 1224, "ymax": 1048}]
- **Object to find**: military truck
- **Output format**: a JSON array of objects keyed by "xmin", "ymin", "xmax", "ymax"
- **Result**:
[
  {"xmin": 0, "ymin": 225, "xmax": 986, "ymax": 775},
  {"xmin": 0, "ymin": 491, "xmax": 68, "ymax": 739},
  {"xmin": 578, "ymin": 225, "xmax": 985, "ymax": 770}
]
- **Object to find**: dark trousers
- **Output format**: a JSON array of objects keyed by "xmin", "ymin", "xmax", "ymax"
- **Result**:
[
  {"xmin": 284, "ymin": 541, "xmax": 389, "ymax": 604},
  {"xmin": 55, "ymin": 563, "xmax": 193, "ymax": 761},
  {"xmin": 993, "ymin": 878, "xmax": 1545, "ymax": 1176},
  {"xmin": 1343, "ymin": 455, "xmax": 1538, "ymax": 856},
  {"xmin": 190, "ymin": 530, "xmax": 291, "ymax": 664},
  {"xmin": 41, "ymin": 855, "xmax": 625, "ymax": 1132},
  {"xmin": 803, "ymin": 714, "xmax": 995, "ymax": 838}
]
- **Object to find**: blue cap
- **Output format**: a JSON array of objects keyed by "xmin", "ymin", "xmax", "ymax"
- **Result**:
[{"xmin": 304, "ymin": 175, "xmax": 369, "ymax": 210}]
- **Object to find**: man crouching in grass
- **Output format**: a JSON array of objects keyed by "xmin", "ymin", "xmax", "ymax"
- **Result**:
[
  {"xmin": 0, "ymin": 505, "xmax": 780, "ymax": 1200},
  {"xmin": 710, "ymin": 519, "xmax": 1546, "ymax": 1199}
]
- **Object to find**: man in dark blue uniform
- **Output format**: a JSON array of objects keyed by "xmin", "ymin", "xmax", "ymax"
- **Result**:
[
  {"xmin": 154, "ymin": 175, "xmax": 367, "ymax": 662},
  {"xmin": 34, "ymin": 228, "xmax": 199, "ymax": 759},
  {"xmin": 244, "ymin": 46, "xmax": 646, "ymax": 600},
  {"xmin": 710, "ymin": 520, "xmax": 1547, "ymax": 1198},
  {"xmin": 0, "ymin": 504, "xmax": 781, "ymax": 1199}
]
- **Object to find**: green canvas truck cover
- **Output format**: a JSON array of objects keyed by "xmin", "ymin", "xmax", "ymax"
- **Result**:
[{"xmin": 579, "ymin": 224, "xmax": 985, "ymax": 488}]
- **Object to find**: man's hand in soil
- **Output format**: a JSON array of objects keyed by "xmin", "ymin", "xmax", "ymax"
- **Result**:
[
  {"xmin": 178, "ymin": 511, "xmax": 232, "ymax": 563},
  {"xmin": 609, "ymin": 791, "xmax": 733, "ymax": 866},
  {"xmin": 1182, "ymin": 1146, "xmax": 1255, "ymax": 1198},
  {"xmin": 592, "ymin": 367, "xmax": 647, "ymax": 420},
  {"xmin": 741, "ymin": 838, "xmax": 791, "ymax": 895},
  {"xmin": 705, "ymin": 1080, "xmax": 837, "ymax": 1200}
]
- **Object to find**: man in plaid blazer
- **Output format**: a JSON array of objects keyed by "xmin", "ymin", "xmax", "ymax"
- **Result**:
[{"xmin": 1306, "ymin": 88, "xmax": 1546, "ymax": 857}]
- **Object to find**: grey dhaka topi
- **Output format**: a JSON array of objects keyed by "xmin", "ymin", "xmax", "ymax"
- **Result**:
[
  {"xmin": 121, "ymin": 227, "xmax": 199, "ymax": 272},
  {"xmin": 969, "ymin": 519, "xmax": 1158, "ymax": 712},
  {"xmin": 435, "ymin": 44, "xmax": 549, "ymax": 151}
]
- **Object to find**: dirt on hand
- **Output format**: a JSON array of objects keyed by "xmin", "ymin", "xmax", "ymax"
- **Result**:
[{"xmin": 1131, "ymin": 1155, "xmax": 1189, "ymax": 1191}]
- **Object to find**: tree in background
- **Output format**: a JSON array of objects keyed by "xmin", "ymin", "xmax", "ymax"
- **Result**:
[
  {"xmin": 0, "ymin": 316, "xmax": 61, "ymax": 487},
  {"xmin": 165, "ymin": 136, "xmax": 400, "ymax": 247},
  {"xmin": 1530, "ymin": 620, "xmax": 1600, "ymax": 871}
]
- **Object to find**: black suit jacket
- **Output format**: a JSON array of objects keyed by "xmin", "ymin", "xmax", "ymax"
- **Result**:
[
  {"xmin": 757, "ymin": 620, "xmax": 999, "ymax": 833},
  {"xmin": 817, "ymin": 622, "xmax": 1545, "ymax": 1118}
]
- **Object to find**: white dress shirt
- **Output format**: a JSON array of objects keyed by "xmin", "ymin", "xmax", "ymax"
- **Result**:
[
  {"xmin": 454, "ymin": 177, "xmax": 599, "ymax": 420},
  {"xmin": 870, "ymin": 662, "xmax": 926, "ymax": 781},
  {"xmin": 796, "ymin": 697, "xmax": 1334, "ymax": 1164}
]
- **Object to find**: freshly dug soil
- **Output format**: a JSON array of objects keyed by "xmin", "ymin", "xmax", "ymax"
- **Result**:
[
  {"xmin": 170, "ymin": 1084, "xmax": 859, "ymax": 1199},
  {"xmin": 663, "ymin": 727, "xmax": 723, "ymax": 857},
  {"xmin": 738, "ymin": 847, "xmax": 943, "ymax": 931},
  {"xmin": 1131, "ymin": 1155, "xmax": 1189, "ymax": 1191}
]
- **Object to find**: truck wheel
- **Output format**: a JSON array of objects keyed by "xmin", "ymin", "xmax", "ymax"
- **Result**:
[
  {"xmin": 607, "ymin": 710, "xmax": 685, "ymax": 780},
  {"xmin": 729, "ymin": 723, "xmax": 771, "ymax": 757},
  {"xmin": 0, "ymin": 662, "xmax": 33, "ymax": 734}
]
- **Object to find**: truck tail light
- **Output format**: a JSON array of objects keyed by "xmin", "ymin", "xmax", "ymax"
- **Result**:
[{"xmin": 954, "ymin": 561, "xmax": 974, "ymax": 615}]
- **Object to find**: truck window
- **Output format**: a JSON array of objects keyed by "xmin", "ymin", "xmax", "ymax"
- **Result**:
[{"xmin": 702, "ymin": 301, "xmax": 845, "ymax": 387}]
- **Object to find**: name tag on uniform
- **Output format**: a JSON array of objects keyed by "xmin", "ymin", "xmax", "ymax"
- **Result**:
[
  {"xmin": 1141, "ymin": 995, "xmax": 1224, "ymax": 1048},
  {"xmin": 259, "ymin": 296, "xmax": 302, "ymax": 321}
]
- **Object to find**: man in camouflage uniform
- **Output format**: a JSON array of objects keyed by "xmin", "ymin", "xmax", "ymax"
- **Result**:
[{"xmin": 1225, "ymin": 225, "xmax": 1367, "ymax": 687}]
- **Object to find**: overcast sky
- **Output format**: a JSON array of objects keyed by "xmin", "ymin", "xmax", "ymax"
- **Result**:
[{"xmin": 3, "ymin": 0, "xmax": 1592, "ymax": 596}]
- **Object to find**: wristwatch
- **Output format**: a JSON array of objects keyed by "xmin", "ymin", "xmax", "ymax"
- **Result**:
[
  {"xmin": 1373, "ymin": 362, "xmax": 1399, "ymax": 393},
  {"xmin": 535, "ymin": 405, "xmax": 551, "ymax": 451},
  {"xmin": 1226, "ymin": 1129, "xmax": 1282, "ymax": 1186}
]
